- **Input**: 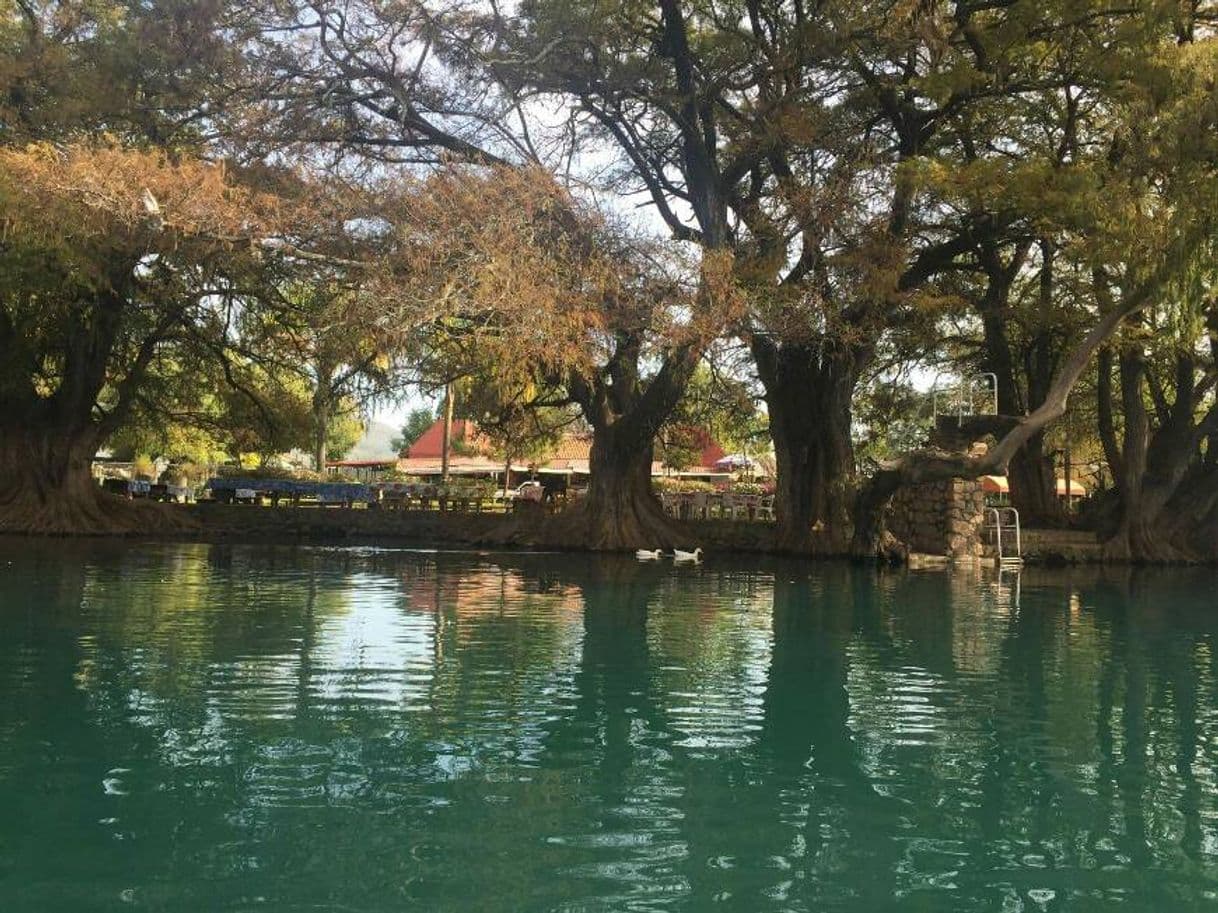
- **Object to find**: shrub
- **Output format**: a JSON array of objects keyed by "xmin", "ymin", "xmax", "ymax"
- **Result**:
[
  {"xmin": 653, "ymin": 478, "xmax": 717, "ymax": 493},
  {"xmin": 730, "ymin": 481, "xmax": 768, "ymax": 495},
  {"xmin": 216, "ymin": 465, "xmax": 323, "ymax": 482}
]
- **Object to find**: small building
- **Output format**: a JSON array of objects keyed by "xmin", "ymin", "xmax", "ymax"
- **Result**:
[
  {"xmin": 325, "ymin": 459, "xmax": 398, "ymax": 482},
  {"xmin": 398, "ymin": 420, "xmax": 530, "ymax": 482},
  {"xmin": 397, "ymin": 418, "xmax": 732, "ymax": 484}
]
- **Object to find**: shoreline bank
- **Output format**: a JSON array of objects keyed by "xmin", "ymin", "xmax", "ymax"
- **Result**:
[{"xmin": 1, "ymin": 503, "xmax": 1139, "ymax": 566}]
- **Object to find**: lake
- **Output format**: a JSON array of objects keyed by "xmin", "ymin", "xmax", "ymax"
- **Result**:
[{"xmin": 1, "ymin": 541, "xmax": 1217, "ymax": 911}]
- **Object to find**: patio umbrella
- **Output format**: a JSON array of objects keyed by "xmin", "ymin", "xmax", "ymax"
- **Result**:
[{"xmin": 1056, "ymin": 478, "xmax": 1086, "ymax": 497}]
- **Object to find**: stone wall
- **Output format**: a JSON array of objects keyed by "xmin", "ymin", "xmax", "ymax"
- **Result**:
[{"xmin": 888, "ymin": 478, "xmax": 986, "ymax": 561}]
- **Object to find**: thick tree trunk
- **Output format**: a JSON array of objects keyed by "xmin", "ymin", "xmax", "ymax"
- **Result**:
[
  {"xmin": 769, "ymin": 380, "xmax": 854, "ymax": 550},
  {"xmin": 311, "ymin": 369, "xmax": 333, "ymax": 474},
  {"xmin": 980, "ymin": 298, "xmax": 1063, "ymax": 527},
  {"xmin": 753, "ymin": 339, "xmax": 861, "ymax": 552},
  {"xmin": 1103, "ymin": 476, "xmax": 1218, "ymax": 563},
  {"xmin": 1101, "ymin": 447, "xmax": 1218, "ymax": 562},
  {"xmin": 1160, "ymin": 465, "xmax": 1218, "ymax": 560},
  {"xmin": 501, "ymin": 330, "xmax": 704, "ymax": 552},
  {"xmin": 1101, "ymin": 514, "xmax": 1173, "ymax": 562},
  {"xmin": 849, "ymin": 469, "xmax": 907, "ymax": 562},
  {"xmin": 1098, "ymin": 348, "xmax": 1209, "ymax": 562},
  {"xmin": 549, "ymin": 423, "xmax": 686, "ymax": 550},
  {"xmin": 1006, "ymin": 432, "xmax": 1063, "ymax": 527},
  {"xmin": 0, "ymin": 423, "xmax": 186, "ymax": 535}
]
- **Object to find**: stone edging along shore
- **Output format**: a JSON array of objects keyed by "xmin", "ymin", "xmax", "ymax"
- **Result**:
[
  {"xmin": 161, "ymin": 504, "xmax": 1119, "ymax": 565},
  {"xmin": 177, "ymin": 503, "xmax": 782, "ymax": 552},
  {"xmin": 0, "ymin": 502, "xmax": 1139, "ymax": 564}
]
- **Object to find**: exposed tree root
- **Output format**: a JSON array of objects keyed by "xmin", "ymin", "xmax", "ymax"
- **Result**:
[
  {"xmin": 1100, "ymin": 522, "xmax": 1200, "ymax": 564},
  {"xmin": 0, "ymin": 487, "xmax": 197, "ymax": 537},
  {"xmin": 486, "ymin": 492, "xmax": 692, "ymax": 551},
  {"xmin": 552, "ymin": 493, "xmax": 690, "ymax": 550}
]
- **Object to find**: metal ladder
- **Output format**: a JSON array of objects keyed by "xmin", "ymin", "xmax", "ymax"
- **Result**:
[
  {"xmin": 932, "ymin": 373, "xmax": 999, "ymax": 425},
  {"xmin": 986, "ymin": 507, "xmax": 1023, "ymax": 565}
]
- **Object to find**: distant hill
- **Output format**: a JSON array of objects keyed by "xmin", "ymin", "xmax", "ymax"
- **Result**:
[{"xmin": 344, "ymin": 420, "xmax": 401, "ymax": 461}]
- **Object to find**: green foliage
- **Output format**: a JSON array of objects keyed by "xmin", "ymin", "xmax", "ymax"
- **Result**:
[
  {"xmin": 109, "ymin": 420, "xmax": 229, "ymax": 468},
  {"xmin": 131, "ymin": 455, "xmax": 157, "ymax": 481},
  {"xmin": 381, "ymin": 471, "xmax": 424, "ymax": 483},
  {"xmin": 215, "ymin": 466, "xmax": 323, "ymax": 482},
  {"xmin": 653, "ymin": 478, "xmax": 717, "ymax": 494},
  {"xmin": 392, "ymin": 408, "xmax": 437, "ymax": 454},
  {"xmin": 1, "ymin": 0, "xmax": 242, "ymax": 144},
  {"xmin": 656, "ymin": 426, "xmax": 704, "ymax": 473},
  {"xmin": 457, "ymin": 375, "xmax": 576, "ymax": 464},
  {"xmin": 661, "ymin": 362, "xmax": 767, "ymax": 465},
  {"xmin": 439, "ymin": 481, "xmax": 497, "ymax": 500},
  {"xmin": 325, "ymin": 408, "xmax": 365, "ymax": 462},
  {"xmin": 729, "ymin": 481, "xmax": 769, "ymax": 495},
  {"xmin": 853, "ymin": 381, "xmax": 934, "ymax": 466},
  {"xmin": 213, "ymin": 367, "xmax": 311, "ymax": 463}
]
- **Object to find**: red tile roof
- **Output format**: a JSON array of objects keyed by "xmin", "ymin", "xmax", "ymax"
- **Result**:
[
  {"xmin": 406, "ymin": 419, "xmax": 492, "ymax": 458},
  {"xmin": 548, "ymin": 435, "xmax": 592, "ymax": 460}
]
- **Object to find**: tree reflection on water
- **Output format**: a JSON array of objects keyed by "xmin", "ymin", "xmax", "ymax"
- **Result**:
[{"xmin": 1, "ymin": 543, "xmax": 1217, "ymax": 911}]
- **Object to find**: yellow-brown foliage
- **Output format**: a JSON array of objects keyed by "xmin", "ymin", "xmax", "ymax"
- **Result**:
[
  {"xmin": 375, "ymin": 164, "xmax": 724, "ymax": 386},
  {"xmin": 0, "ymin": 141, "xmax": 359, "ymax": 267}
]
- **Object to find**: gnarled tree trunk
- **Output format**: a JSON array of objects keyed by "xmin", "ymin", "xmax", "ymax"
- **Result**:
[
  {"xmin": 0, "ymin": 271, "xmax": 193, "ymax": 535},
  {"xmin": 753, "ymin": 337, "xmax": 864, "ymax": 552},
  {"xmin": 547, "ymin": 419, "xmax": 686, "ymax": 550},
  {"xmin": 1006, "ymin": 432, "xmax": 1062, "ymax": 525},
  {"xmin": 495, "ymin": 327, "xmax": 703, "ymax": 551},
  {"xmin": 849, "ymin": 467, "xmax": 906, "ymax": 562},
  {"xmin": 977, "ymin": 246, "xmax": 1064, "ymax": 528},
  {"xmin": 0, "ymin": 423, "xmax": 182, "ymax": 535},
  {"xmin": 1099, "ymin": 347, "xmax": 1218, "ymax": 562}
]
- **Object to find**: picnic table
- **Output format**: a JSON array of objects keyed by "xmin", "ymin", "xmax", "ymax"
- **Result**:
[
  {"xmin": 100, "ymin": 478, "xmax": 153, "ymax": 498},
  {"xmin": 372, "ymin": 482, "xmax": 494, "ymax": 512},
  {"xmin": 206, "ymin": 478, "xmax": 374, "ymax": 507}
]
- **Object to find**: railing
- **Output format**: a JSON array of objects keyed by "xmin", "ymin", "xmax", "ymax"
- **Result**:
[
  {"xmin": 986, "ymin": 506, "xmax": 1023, "ymax": 564},
  {"xmin": 659, "ymin": 491, "xmax": 776, "ymax": 522},
  {"xmin": 932, "ymin": 373, "xmax": 999, "ymax": 426}
]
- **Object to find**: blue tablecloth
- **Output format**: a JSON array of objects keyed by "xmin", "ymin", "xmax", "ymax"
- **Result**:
[{"xmin": 207, "ymin": 478, "xmax": 372, "ymax": 501}]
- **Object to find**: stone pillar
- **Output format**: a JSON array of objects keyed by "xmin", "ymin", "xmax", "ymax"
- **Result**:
[{"xmin": 888, "ymin": 477, "xmax": 985, "ymax": 561}]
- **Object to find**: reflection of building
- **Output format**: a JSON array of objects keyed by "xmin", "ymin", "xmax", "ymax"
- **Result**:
[
  {"xmin": 398, "ymin": 562, "xmax": 584, "ymax": 620},
  {"xmin": 394, "ymin": 418, "xmax": 731, "ymax": 484}
]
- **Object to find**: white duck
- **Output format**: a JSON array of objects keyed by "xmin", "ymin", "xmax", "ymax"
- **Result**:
[
  {"xmin": 636, "ymin": 549, "xmax": 663, "ymax": 560},
  {"xmin": 672, "ymin": 547, "xmax": 703, "ymax": 563}
]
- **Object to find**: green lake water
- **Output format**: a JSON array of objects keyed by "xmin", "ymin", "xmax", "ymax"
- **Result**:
[{"xmin": 2, "ymin": 542, "xmax": 1218, "ymax": 912}]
